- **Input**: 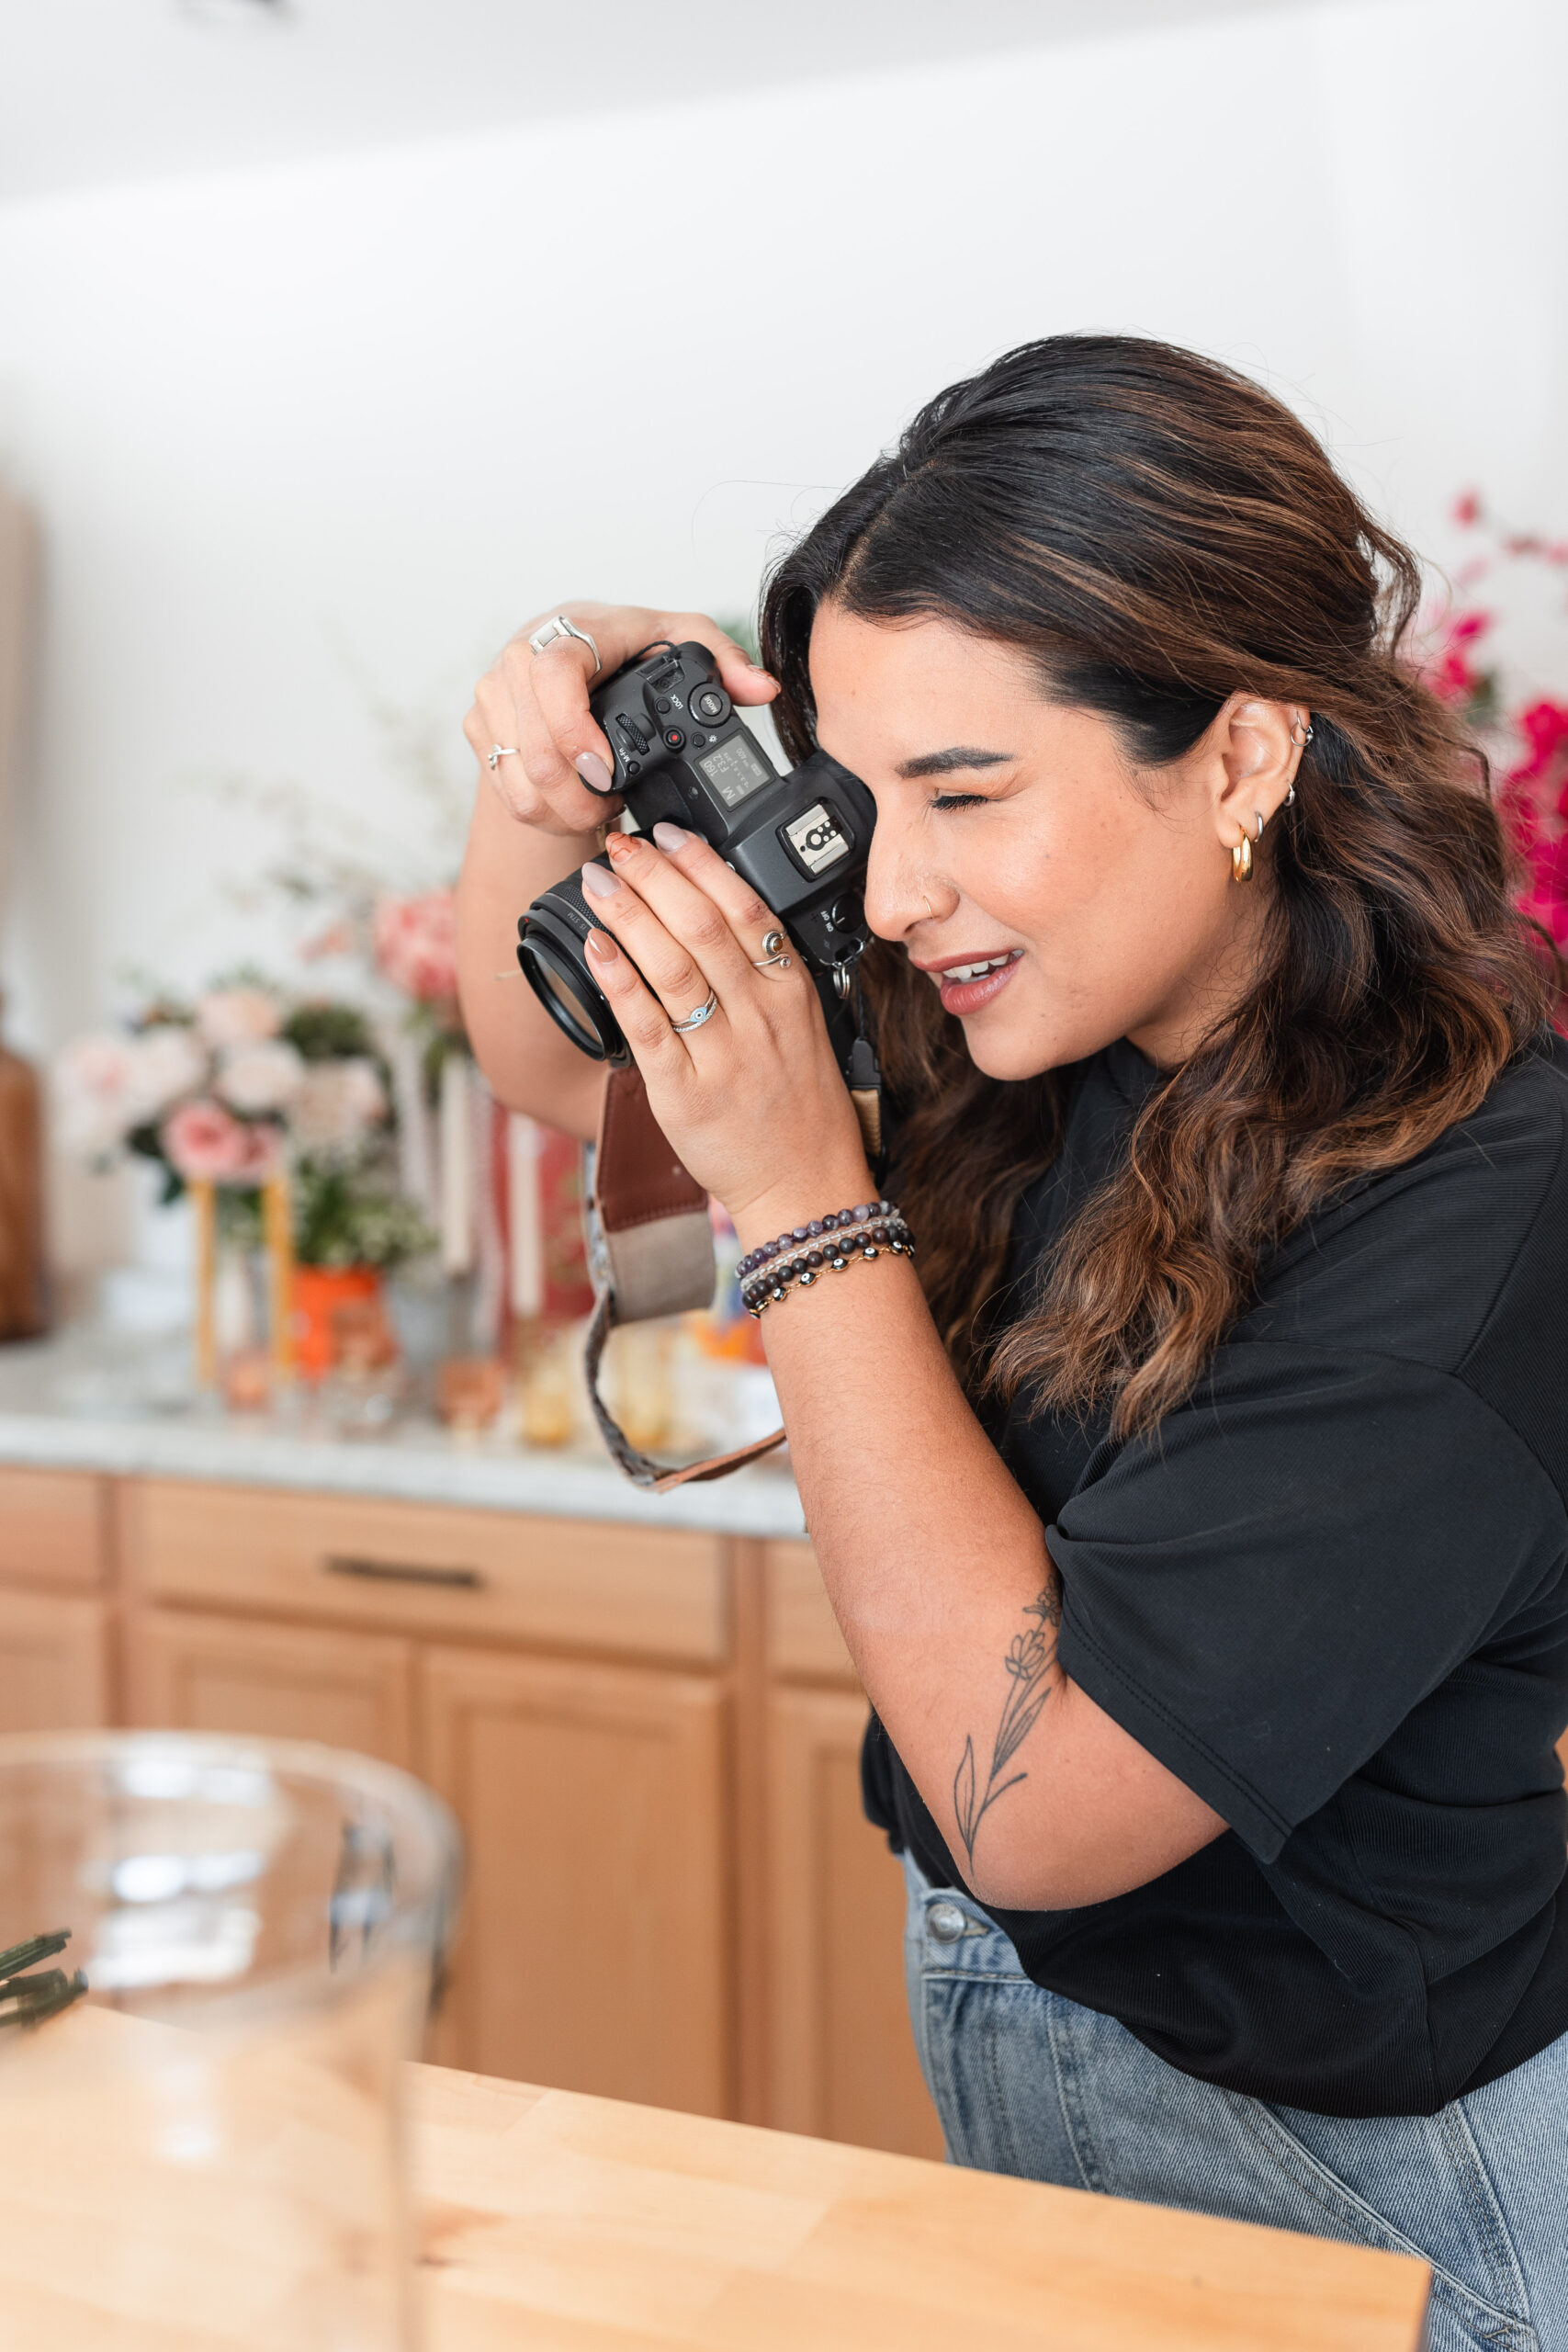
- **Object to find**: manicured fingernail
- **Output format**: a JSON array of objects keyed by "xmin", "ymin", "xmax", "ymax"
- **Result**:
[
  {"xmin": 750, "ymin": 660, "xmax": 773, "ymax": 678},
  {"xmin": 575, "ymin": 752, "xmax": 614, "ymax": 793},
  {"xmin": 584, "ymin": 929, "xmax": 618, "ymax": 962},
  {"xmin": 580, "ymin": 861, "xmax": 619, "ymax": 900},
  {"xmin": 651, "ymin": 822, "xmax": 691, "ymax": 851}
]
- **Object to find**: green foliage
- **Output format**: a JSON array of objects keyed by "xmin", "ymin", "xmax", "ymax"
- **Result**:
[
  {"xmin": 289, "ymin": 1156, "xmax": 434, "ymax": 1271},
  {"xmin": 281, "ymin": 1000, "xmax": 378, "ymax": 1063}
]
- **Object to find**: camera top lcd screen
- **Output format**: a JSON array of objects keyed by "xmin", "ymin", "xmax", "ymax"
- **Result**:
[{"xmin": 696, "ymin": 732, "xmax": 772, "ymax": 809}]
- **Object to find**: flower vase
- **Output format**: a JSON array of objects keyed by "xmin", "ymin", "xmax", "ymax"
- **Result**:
[{"xmin": 291, "ymin": 1265, "xmax": 383, "ymax": 1383}]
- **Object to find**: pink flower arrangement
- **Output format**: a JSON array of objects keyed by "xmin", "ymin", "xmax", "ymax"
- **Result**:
[
  {"xmin": 162, "ymin": 1099, "xmax": 281, "ymax": 1185},
  {"xmin": 374, "ymin": 891, "xmax": 457, "ymax": 1005}
]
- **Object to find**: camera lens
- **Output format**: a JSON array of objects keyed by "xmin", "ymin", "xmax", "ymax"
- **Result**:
[
  {"xmin": 530, "ymin": 952, "xmax": 605, "ymax": 1055},
  {"xmin": 516, "ymin": 891, "xmax": 629, "ymax": 1064}
]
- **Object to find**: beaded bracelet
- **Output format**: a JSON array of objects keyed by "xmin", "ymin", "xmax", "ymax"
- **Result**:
[{"xmin": 739, "ymin": 1200, "xmax": 914, "ymax": 1317}]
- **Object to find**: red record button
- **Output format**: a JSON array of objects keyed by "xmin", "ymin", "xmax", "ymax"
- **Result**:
[{"xmin": 662, "ymin": 727, "xmax": 686, "ymax": 751}]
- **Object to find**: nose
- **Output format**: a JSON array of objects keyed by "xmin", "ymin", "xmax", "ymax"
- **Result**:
[{"xmin": 863, "ymin": 817, "xmax": 953, "ymax": 943}]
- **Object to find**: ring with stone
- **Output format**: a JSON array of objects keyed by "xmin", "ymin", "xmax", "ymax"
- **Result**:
[
  {"xmin": 751, "ymin": 928, "xmax": 792, "ymax": 972},
  {"xmin": 670, "ymin": 988, "xmax": 719, "ymax": 1035}
]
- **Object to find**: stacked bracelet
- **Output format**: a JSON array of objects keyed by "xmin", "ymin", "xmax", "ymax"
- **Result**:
[{"xmin": 738, "ymin": 1200, "xmax": 914, "ymax": 1317}]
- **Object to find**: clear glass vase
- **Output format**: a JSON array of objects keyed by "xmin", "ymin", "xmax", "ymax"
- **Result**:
[{"xmin": 0, "ymin": 1732, "xmax": 459, "ymax": 2347}]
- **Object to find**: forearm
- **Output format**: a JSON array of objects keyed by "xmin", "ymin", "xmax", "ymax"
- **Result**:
[
  {"xmin": 738, "ymin": 1188, "xmax": 1224, "ymax": 1910},
  {"xmin": 734, "ymin": 1182, "xmax": 1065, "ymax": 1898},
  {"xmin": 455, "ymin": 784, "xmax": 605, "ymax": 1138}
]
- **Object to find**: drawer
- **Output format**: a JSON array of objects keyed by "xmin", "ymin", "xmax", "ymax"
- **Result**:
[
  {"xmin": 0, "ymin": 1468, "xmax": 107, "ymax": 1591},
  {"xmin": 764, "ymin": 1540, "xmax": 857, "ymax": 1686},
  {"xmin": 123, "ymin": 1480, "xmax": 728, "ymax": 1665}
]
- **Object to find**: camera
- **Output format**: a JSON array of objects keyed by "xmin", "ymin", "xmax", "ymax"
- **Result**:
[{"xmin": 516, "ymin": 640, "xmax": 875, "ymax": 1074}]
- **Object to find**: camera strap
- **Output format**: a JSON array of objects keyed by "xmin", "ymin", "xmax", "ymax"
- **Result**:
[{"xmin": 581, "ymin": 1066, "xmax": 788, "ymax": 1491}]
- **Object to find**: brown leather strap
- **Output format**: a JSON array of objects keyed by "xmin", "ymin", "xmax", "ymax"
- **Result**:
[
  {"xmin": 596, "ymin": 1064, "xmax": 707, "ymax": 1235},
  {"xmin": 583, "ymin": 1068, "xmax": 785, "ymax": 1490}
]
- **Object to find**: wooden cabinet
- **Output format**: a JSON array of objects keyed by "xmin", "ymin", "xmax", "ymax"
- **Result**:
[
  {"xmin": 0, "ymin": 1467, "xmax": 110, "ymax": 1733},
  {"xmin": 129, "ymin": 1606, "xmax": 415, "ymax": 1768},
  {"xmin": 0, "ymin": 1469, "xmax": 940, "ymax": 2157},
  {"xmin": 126, "ymin": 1480, "xmax": 726, "ymax": 1663},
  {"xmin": 0, "ymin": 1467, "xmax": 106, "ymax": 1590},
  {"xmin": 423, "ymin": 1645, "xmax": 729, "ymax": 2115},
  {"xmin": 0, "ymin": 1585, "xmax": 109, "ymax": 1732},
  {"xmin": 762, "ymin": 1543, "xmax": 943, "ymax": 2160}
]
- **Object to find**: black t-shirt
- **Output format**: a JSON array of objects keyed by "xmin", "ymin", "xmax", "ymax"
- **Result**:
[{"xmin": 864, "ymin": 1028, "xmax": 1568, "ymax": 2118}]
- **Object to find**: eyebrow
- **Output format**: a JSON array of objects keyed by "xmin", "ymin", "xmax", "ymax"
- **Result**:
[{"xmin": 894, "ymin": 746, "xmax": 1015, "ymax": 781}]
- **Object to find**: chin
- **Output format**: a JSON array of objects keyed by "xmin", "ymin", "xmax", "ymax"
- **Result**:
[{"xmin": 960, "ymin": 1006, "xmax": 1115, "ymax": 1083}]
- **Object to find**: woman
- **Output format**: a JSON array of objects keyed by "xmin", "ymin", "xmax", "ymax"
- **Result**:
[{"xmin": 457, "ymin": 336, "xmax": 1568, "ymax": 2349}]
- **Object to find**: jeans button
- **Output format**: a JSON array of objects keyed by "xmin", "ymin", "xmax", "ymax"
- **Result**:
[{"xmin": 928, "ymin": 1900, "xmax": 967, "ymax": 1944}]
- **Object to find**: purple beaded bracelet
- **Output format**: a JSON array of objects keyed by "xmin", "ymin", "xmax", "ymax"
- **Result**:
[{"xmin": 739, "ymin": 1201, "xmax": 913, "ymax": 1317}]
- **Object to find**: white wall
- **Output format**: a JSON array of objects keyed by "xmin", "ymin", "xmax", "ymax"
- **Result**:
[{"xmin": 1, "ymin": 0, "xmax": 1564, "ymax": 1075}]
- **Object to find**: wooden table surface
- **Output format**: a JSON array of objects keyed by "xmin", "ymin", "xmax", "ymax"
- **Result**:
[{"xmin": 412, "ymin": 2063, "xmax": 1432, "ymax": 2352}]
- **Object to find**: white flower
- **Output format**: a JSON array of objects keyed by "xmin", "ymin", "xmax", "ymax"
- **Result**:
[
  {"xmin": 126, "ymin": 1024, "xmax": 208, "ymax": 1121},
  {"xmin": 51, "ymin": 1034, "xmax": 140, "ymax": 1158},
  {"xmin": 197, "ymin": 988, "xmax": 282, "ymax": 1049},
  {"xmin": 291, "ymin": 1057, "xmax": 387, "ymax": 1155},
  {"xmin": 217, "ymin": 1039, "xmax": 306, "ymax": 1115}
]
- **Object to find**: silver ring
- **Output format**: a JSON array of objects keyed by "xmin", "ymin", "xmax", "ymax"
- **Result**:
[
  {"xmin": 670, "ymin": 987, "xmax": 718, "ymax": 1035},
  {"xmin": 751, "ymin": 926, "xmax": 792, "ymax": 972},
  {"xmin": 488, "ymin": 744, "xmax": 520, "ymax": 770},
  {"xmin": 528, "ymin": 614, "xmax": 602, "ymax": 675}
]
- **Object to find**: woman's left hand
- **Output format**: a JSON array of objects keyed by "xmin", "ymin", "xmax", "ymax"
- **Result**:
[{"xmin": 579, "ymin": 822, "xmax": 874, "ymax": 1248}]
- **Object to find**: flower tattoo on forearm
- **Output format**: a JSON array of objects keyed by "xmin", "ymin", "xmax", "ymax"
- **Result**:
[{"xmin": 953, "ymin": 1574, "xmax": 1062, "ymax": 1878}]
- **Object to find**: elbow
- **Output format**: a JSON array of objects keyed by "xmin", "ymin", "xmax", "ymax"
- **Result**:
[{"xmin": 964, "ymin": 1842, "xmax": 1137, "ymax": 1915}]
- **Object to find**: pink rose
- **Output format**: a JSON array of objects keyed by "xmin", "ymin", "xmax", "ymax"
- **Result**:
[
  {"xmin": 374, "ymin": 892, "xmax": 457, "ymax": 1003},
  {"xmin": 162, "ymin": 1099, "xmax": 280, "ymax": 1186},
  {"xmin": 197, "ymin": 988, "xmax": 283, "ymax": 1049}
]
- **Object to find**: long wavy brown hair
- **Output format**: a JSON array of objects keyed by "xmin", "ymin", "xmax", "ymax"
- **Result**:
[{"xmin": 760, "ymin": 335, "xmax": 1558, "ymax": 1439}]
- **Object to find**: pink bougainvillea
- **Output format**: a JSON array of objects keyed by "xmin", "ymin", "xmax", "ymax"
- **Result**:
[
  {"xmin": 1420, "ymin": 494, "xmax": 1568, "ymax": 971},
  {"xmin": 373, "ymin": 891, "xmax": 458, "ymax": 1004}
]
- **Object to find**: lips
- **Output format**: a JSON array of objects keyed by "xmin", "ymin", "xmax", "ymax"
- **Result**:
[{"xmin": 926, "ymin": 948, "xmax": 1023, "ymax": 1018}]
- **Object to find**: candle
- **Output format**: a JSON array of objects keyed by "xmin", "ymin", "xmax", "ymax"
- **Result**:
[
  {"xmin": 508, "ymin": 1114, "xmax": 543, "ymax": 1319},
  {"xmin": 439, "ymin": 1051, "xmax": 471, "ymax": 1276}
]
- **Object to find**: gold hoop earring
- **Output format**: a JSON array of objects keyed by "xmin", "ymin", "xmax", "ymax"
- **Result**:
[{"xmin": 1231, "ymin": 834, "xmax": 1254, "ymax": 883}]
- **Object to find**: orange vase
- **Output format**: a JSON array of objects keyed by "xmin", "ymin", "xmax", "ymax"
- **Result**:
[{"xmin": 291, "ymin": 1265, "xmax": 383, "ymax": 1382}]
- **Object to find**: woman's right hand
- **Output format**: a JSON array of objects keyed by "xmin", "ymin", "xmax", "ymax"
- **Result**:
[{"xmin": 462, "ymin": 603, "xmax": 780, "ymax": 837}]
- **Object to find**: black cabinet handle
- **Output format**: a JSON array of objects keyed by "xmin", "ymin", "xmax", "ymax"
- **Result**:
[{"xmin": 321, "ymin": 1554, "xmax": 485, "ymax": 1591}]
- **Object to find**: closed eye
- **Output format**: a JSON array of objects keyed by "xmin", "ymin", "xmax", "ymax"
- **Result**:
[{"xmin": 931, "ymin": 792, "xmax": 989, "ymax": 812}]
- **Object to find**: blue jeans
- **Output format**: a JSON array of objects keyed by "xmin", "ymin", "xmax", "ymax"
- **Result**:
[{"xmin": 903, "ymin": 1853, "xmax": 1568, "ymax": 2352}]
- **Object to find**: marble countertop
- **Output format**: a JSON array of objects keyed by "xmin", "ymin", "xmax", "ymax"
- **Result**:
[{"xmin": 0, "ymin": 1325, "xmax": 807, "ymax": 1539}]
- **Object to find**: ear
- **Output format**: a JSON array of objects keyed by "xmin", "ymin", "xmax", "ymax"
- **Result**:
[{"xmin": 1209, "ymin": 696, "xmax": 1306, "ymax": 855}]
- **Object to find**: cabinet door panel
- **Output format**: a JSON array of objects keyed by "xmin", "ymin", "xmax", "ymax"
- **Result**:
[
  {"xmin": 423, "ymin": 1645, "xmax": 729, "ymax": 2117},
  {"xmin": 130, "ymin": 1609, "xmax": 414, "ymax": 1768},
  {"xmin": 0, "ymin": 1588, "xmax": 108, "ymax": 1731},
  {"xmin": 0, "ymin": 1469, "xmax": 105, "ymax": 1590},
  {"xmin": 764, "ymin": 1539, "xmax": 855, "ymax": 1685},
  {"xmin": 769, "ymin": 1684, "xmax": 943, "ymax": 2159}
]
